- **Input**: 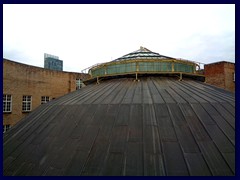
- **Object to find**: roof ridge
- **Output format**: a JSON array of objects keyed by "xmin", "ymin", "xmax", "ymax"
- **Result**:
[{"xmin": 112, "ymin": 46, "xmax": 174, "ymax": 62}]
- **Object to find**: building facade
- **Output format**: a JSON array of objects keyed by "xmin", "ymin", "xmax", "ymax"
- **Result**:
[
  {"xmin": 44, "ymin": 53, "xmax": 63, "ymax": 71},
  {"xmin": 3, "ymin": 59, "xmax": 90, "ymax": 132},
  {"xmin": 204, "ymin": 61, "xmax": 235, "ymax": 92}
]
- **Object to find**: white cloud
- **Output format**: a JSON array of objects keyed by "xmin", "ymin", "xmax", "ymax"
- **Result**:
[{"xmin": 3, "ymin": 4, "xmax": 235, "ymax": 72}]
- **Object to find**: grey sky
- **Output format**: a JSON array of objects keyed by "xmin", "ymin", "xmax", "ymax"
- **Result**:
[{"xmin": 3, "ymin": 4, "xmax": 235, "ymax": 72}]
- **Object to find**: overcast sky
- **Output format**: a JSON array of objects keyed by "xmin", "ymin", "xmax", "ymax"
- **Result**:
[{"xmin": 3, "ymin": 4, "xmax": 235, "ymax": 72}]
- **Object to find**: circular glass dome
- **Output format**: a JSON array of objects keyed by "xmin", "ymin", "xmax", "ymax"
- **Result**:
[{"xmin": 88, "ymin": 47, "xmax": 201, "ymax": 81}]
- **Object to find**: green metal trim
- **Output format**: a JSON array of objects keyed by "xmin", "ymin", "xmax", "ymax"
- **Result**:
[
  {"xmin": 83, "ymin": 71, "xmax": 205, "ymax": 84},
  {"xmin": 90, "ymin": 59, "xmax": 198, "ymax": 78},
  {"xmin": 90, "ymin": 58, "xmax": 196, "ymax": 71}
]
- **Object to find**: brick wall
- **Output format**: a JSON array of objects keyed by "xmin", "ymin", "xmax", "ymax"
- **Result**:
[
  {"xmin": 224, "ymin": 62, "xmax": 235, "ymax": 92},
  {"xmin": 3, "ymin": 59, "xmax": 90, "ymax": 127},
  {"xmin": 204, "ymin": 61, "xmax": 235, "ymax": 92}
]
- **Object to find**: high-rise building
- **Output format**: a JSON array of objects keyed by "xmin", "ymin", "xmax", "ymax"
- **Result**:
[{"xmin": 44, "ymin": 53, "xmax": 63, "ymax": 71}]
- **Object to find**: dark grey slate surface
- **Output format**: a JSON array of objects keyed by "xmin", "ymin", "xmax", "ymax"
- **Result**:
[{"xmin": 3, "ymin": 77, "xmax": 235, "ymax": 176}]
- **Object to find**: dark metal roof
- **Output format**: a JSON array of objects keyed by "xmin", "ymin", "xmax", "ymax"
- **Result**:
[
  {"xmin": 3, "ymin": 77, "xmax": 235, "ymax": 176},
  {"xmin": 112, "ymin": 46, "xmax": 175, "ymax": 61}
]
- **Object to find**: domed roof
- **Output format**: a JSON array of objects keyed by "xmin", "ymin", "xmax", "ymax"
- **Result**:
[
  {"xmin": 112, "ymin": 46, "xmax": 175, "ymax": 61},
  {"xmin": 3, "ymin": 77, "xmax": 235, "ymax": 176}
]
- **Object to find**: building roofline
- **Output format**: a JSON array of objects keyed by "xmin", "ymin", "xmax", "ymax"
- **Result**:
[
  {"xmin": 205, "ymin": 61, "xmax": 235, "ymax": 66},
  {"xmin": 3, "ymin": 58, "xmax": 85, "ymax": 74}
]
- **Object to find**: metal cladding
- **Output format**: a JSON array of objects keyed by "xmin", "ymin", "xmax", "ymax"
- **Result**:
[
  {"xmin": 112, "ymin": 46, "xmax": 175, "ymax": 61},
  {"xmin": 3, "ymin": 77, "xmax": 235, "ymax": 176},
  {"xmin": 88, "ymin": 47, "xmax": 202, "ymax": 79}
]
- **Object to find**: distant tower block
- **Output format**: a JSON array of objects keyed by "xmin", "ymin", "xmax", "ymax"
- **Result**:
[{"xmin": 44, "ymin": 53, "xmax": 63, "ymax": 71}]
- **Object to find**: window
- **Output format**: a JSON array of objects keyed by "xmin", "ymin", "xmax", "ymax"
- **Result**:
[
  {"xmin": 76, "ymin": 79, "xmax": 82, "ymax": 90},
  {"xmin": 41, "ymin": 96, "xmax": 50, "ymax": 104},
  {"xmin": 22, "ymin": 95, "xmax": 32, "ymax": 112},
  {"xmin": 3, "ymin": 124, "xmax": 11, "ymax": 133},
  {"xmin": 3, "ymin": 94, "xmax": 12, "ymax": 113}
]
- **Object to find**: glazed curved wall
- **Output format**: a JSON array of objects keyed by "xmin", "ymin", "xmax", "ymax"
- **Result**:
[{"xmin": 90, "ymin": 59, "xmax": 196, "ymax": 78}]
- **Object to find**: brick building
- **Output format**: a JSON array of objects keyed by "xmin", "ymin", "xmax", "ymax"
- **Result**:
[
  {"xmin": 3, "ymin": 59, "xmax": 90, "ymax": 132},
  {"xmin": 204, "ymin": 61, "xmax": 235, "ymax": 92}
]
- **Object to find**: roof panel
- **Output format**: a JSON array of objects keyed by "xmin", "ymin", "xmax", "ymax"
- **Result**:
[
  {"xmin": 3, "ymin": 77, "xmax": 235, "ymax": 176},
  {"xmin": 198, "ymin": 141, "xmax": 234, "ymax": 176},
  {"xmin": 162, "ymin": 141, "xmax": 189, "ymax": 176},
  {"xmin": 113, "ymin": 47, "xmax": 175, "ymax": 61},
  {"xmin": 184, "ymin": 153, "xmax": 211, "ymax": 176}
]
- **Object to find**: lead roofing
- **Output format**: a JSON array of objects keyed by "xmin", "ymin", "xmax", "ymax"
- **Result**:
[{"xmin": 3, "ymin": 77, "xmax": 235, "ymax": 176}]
